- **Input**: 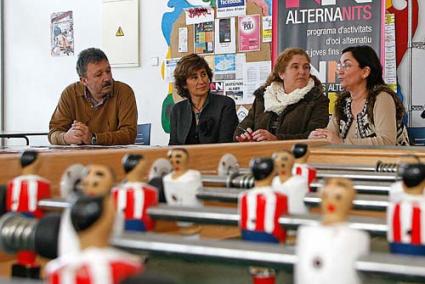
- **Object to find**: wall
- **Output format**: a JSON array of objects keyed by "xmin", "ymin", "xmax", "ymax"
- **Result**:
[{"xmin": 3, "ymin": 0, "xmax": 170, "ymax": 146}]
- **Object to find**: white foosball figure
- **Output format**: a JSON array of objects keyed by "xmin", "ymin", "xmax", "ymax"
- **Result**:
[
  {"xmin": 163, "ymin": 148, "xmax": 202, "ymax": 236},
  {"xmin": 291, "ymin": 144, "xmax": 317, "ymax": 189},
  {"xmin": 112, "ymin": 154, "xmax": 158, "ymax": 232},
  {"xmin": 296, "ymin": 178, "xmax": 369, "ymax": 284},
  {"xmin": 387, "ymin": 163, "xmax": 425, "ymax": 255},
  {"xmin": 217, "ymin": 153, "xmax": 240, "ymax": 176},
  {"xmin": 272, "ymin": 150, "xmax": 309, "ymax": 214},
  {"xmin": 46, "ymin": 165, "xmax": 144, "ymax": 284},
  {"xmin": 163, "ymin": 148, "xmax": 202, "ymax": 207}
]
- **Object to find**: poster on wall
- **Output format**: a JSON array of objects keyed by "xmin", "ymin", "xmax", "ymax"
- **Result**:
[
  {"xmin": 102, "ymin": 0, "xmax": 139, "ymax": 67},
  {"xmin": 262, "ymin": 15, "xmax": 272, "ymax": 43},
  {"xmin": 384, "ymin": 13, "xmax": 397, "ymax": 92},
  {"xmin": 275, "ymin": 0, "xmax": 385, "ymax": 110},
  {"xmin": 214, "ymin": 18, "xmax": 236, "ymax": 54},
  {"xmin": 184, "ymin": 7, "xmax": 215, "ymax": 25},
  {"xmin": 238, "ymin": 15, "xmax": 261, "ymax": 52},
  {"xmin": 216, "ymin": 0, "xmax": 246, "ymax": 18},
  {"xmin": 194, "ymin": 21, "xmax": 215, "ymax": 54},
  {"xmin": 51, "ymin": 11, "xmax": 74, "ymax": 56}
]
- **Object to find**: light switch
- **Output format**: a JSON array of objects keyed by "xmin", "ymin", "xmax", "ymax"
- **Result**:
[{"xmin": 151, "ymin": 57, "xmax": 159, "ymax": 66}]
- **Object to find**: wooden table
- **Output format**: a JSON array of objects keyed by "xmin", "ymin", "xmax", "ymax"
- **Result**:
[{"xmin": 0, "ymin": 141, "xmax": 424, "ymax": 196}]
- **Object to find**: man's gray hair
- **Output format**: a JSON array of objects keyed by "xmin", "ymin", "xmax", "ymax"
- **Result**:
[{"xmin": 76, "ymin": 48, "xmax": 108, "ymax": 78}]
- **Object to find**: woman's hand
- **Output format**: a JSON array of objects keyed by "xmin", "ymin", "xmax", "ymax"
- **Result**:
[
  {"xmin": 251, "ymin": 129, "xmax": 277, "ymax": 142},
  {"xmin": 235, "ymin": 127, "xmax": 255, "ymax": 142},
  {"xmin": 309, "ymin": 128, "xmax": 343, "ymax": 144}
]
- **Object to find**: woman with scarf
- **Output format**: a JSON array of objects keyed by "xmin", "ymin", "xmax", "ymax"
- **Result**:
[
  {"xmin": 309, "ymin": 45, "xmax": 409, "ymax": 145},
  {"xmin": 234, "ymin": 48, "xmax": 329, "ymax": 142},
  {"xmin": 169, "ymin": 54, "xmax": 238, "ymax": 145}
]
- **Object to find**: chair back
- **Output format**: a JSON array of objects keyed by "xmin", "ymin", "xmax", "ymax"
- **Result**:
[
  {"xmin": 407, "ymin": 127, "xmax": 425, "ymax": 146},
  {"xmin": 136, "ymin": 123, "xmax": 151, "ymax": 145}
]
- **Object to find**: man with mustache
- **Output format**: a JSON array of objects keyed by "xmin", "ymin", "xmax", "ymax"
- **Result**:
[{"xmin": 48, "ymin": 48, "xmax": 137, "ymax": 145}]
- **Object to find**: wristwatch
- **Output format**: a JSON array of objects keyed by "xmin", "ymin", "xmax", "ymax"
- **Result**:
[{"xmin": 91, "ymin": 133, "xmax": 97, "ymax": 145}]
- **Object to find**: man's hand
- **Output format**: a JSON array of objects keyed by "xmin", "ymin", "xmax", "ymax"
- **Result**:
[{"xmin": 64, "ymin": 121, "xmax": 92, "ymax": 145}]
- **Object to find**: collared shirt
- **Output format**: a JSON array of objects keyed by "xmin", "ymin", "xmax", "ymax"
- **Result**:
[
  {"xmin": 84, "ymin": 87, "xmax": 112, "ymax": 109},
  {"xmin": 49, "ymin": 81, "xmax": 138, "ymax": 145}
]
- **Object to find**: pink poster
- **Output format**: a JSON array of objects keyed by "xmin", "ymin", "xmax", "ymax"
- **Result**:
[{"xmin": 238, "ymin": 15, "xmax": 261, "ymax": 52}]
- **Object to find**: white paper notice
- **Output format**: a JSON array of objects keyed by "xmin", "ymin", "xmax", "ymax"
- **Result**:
[
  {"xmin": 262, "ymin": 16, "xmax": 272, "ymax": 43},
  {"xmin": 185, "ymin": 7, "xmax": 215, "ymax": 25},
  {"xmin": 242, "ymin": 61, "xmax": 271, "ymax": 104},
  {"xmin": 224, "ymin": 80, "xmax": 244, "ymax": 102},
  {"xmin": 164, "ymin": 58, "xmax": 180, "ymax": 82},
  {"xmin": 178, "ymin": 27, "xmax": 188, "ymax": 53},
  {"xmin": 214, "ymin": 18, "xmax": 236, "ymax": 54},
  {"xmin": 384, "ymin": 14, "xmax": 397, "ymax": 91}
]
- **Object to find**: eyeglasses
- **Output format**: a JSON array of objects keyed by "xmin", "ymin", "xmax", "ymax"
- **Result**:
[{"xmin": 336, "ymin": 63, "xmax": 356, "ymax": 71}]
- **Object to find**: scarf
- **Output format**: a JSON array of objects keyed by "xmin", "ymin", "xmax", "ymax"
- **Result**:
[{"xmin": 264, "ymin": 78, "xmax": 315, "ymax": 115}]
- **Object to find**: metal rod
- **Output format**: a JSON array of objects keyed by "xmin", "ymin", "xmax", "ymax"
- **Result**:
[
  {"xmin": 38, "ymin": 198, "xmax": 70, "ymax": 210},
  {"xmin": 239, "ymin": 162, "xmax": 400, "ymax": 174},
  {"xmin": 147, "ymin": 205, "xmax": 387, "ymax": 236},
  {"xmin": 112, "ymin": 232, "xmax": 297, "ymax": 269},
  {"xmin": 40, "ymin": 189, "xmax": 390, "ymax": 212},
  {"xmin": 310, "ymin": 181, "xmax": 392, "ymax": 195},
  {"xmin": 203, "ymin": 171, "xmax": 397, "ymax": 189},
  {"xmin": 38, "ymin": 198, "xmax": 388, "ymax": 235},
  {"xmin": 197, "ymin": 188, "xmax": 390, "ymax": 211},
  {"xmin": 315, "ymin": 170, "xmax": 397, "ymax": 182},
  {"xmin": 304, "ymin": 192, "xmax": 389, "ymax": 211},
  {"xmin": 111, "ymin": 232, "xmax": 425, "ymax": 281}
]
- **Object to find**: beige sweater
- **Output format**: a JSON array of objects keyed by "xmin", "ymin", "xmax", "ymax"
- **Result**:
[
  {"xmin": 327, "ymin": 92, "xmax": 397, "ymax": 145},
  {"xmin": 49, "ymin": 81, "xmax": 138, "ymax": 145}
]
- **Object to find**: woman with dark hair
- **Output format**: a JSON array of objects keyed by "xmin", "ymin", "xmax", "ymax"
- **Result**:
[
  {"xmin": 309, "ymin": 45, "xmax": 409, "ymax": 145},
  {"xmin": 234, "ymin": 48, "xmax": 329, "ymax": 142},
  {"xmin": 169, "ymin": 54, "xmax": 238, "ymax": 145}
]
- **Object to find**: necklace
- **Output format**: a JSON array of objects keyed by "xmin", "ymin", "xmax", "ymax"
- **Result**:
[{"xmin": 192, "ymin": 103, "xmax": 204, "ymax": 113}]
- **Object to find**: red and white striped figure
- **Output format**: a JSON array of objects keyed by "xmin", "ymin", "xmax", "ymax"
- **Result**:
[
  {"xmin": 45, "ymin": 247, "xmax": 143, "ymax": 284},
  {"xmin": 387, "ymin": 163, "xmax": 425, "ymax": 255},
  {"xmin": 112, "ymin": 182, "xmax": 158, "ymax": 231},
  {"xmin": 6, "ymin": 175, "xmax": 51, "ymax": 218},
  {"xmin": 292, "ymin": 163, "xmax": 317, "ymax": 189},
  {"xmin": 387, "ymin": 196, "xmax": 425, "ymax": 251},
  {"xmin": 239, "ymin": 187, "xmax": 288, "ymax": 243}
]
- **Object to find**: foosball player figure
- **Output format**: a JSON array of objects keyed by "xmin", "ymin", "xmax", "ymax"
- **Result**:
[
  {"xmin": 239, "ymin": 157, "xmax": 288, "ymax": 284},
  {"xmin": 296, "ymin": 178, "xmax": 369, "ymax": 284},
  {"xmin": 291, "ymin": 143, "xmax": 317, "ymax": 189},
  {"xmin": 272, "ymin": 150, "xmax": 309, "ymax": 214},
  {"xmin": 112, "ymin": 154, "xmax": 158, "ymax": 232},
  {"xmin": 147, "ymin": 158, "xmax": 172, "ymax": 203},
  {"xmin": 163, "ymin": 148, "xmax": 202, "ymax": 236},
  {"xmin": 387, "ymin": 163, "xmax": 425, "ymax": 255},
  {"xmin": 58, "ymin": 164, "xmax": 86, "ymax": 256},
  {"xmin": 389, "ymin": 154, "xmax": 421, "ymax": 202},
  {"xmin": 6, "ymin": 150, "xmax": 51, "ymax": 278},
  {"xmin": 45, "ymin": 165, "xmax": 144, "ymax": 284}
]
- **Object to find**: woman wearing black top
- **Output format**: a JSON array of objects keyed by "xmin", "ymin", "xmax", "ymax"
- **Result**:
[{"xmin": 169, "ymin": 54, "xmax": 238, "ymax": 145}]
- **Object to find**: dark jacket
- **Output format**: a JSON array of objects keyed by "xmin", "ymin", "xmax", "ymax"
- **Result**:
[
  {"xmin": 169, "ymin": 93, "xmax": 238, "ymax": 145},
  {"xmin": 234, "ymin": 80, "xmax": 329, "ymax": 140}
]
